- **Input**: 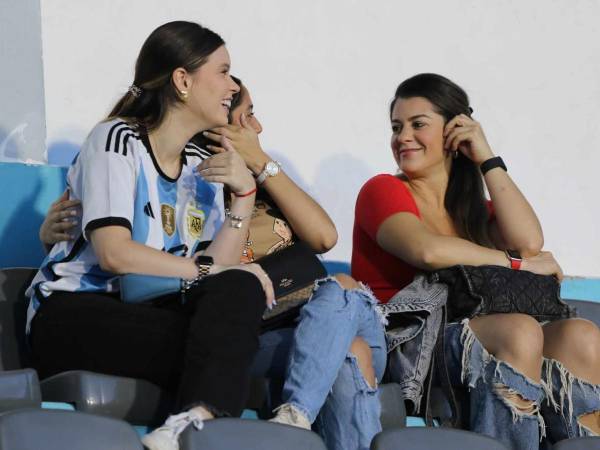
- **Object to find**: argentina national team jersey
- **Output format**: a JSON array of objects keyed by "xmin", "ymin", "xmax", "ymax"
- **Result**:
[{"xmin": 25, "ymin": 118, "xmax": 224, "ymax": 333}]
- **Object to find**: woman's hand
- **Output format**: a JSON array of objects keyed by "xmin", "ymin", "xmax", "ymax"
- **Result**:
[
  {"xmin": 196, "ymin": 136, "xmax": 256, "ymax": 195},
  {"xmin": 40, "ymin": 190, "xmax": 81, "ymax": 245},
  {"xmin": 210, "ymin": 262, "xmax": 275, "ymax": 308},
  {"xmin": 521, "ymin": 251, "xmax": 564, "ymax": 281},
  {"xmin": 443, "ymin": 114, "xmax": 494, "ymax": 165},
  {"xmin": 202, "ymin": 114, "xmax": 269, "ymax": 175}
]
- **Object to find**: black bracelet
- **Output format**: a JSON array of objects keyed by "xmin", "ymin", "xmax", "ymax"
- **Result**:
[{"xmin": 480, "ymin": 156, "xmax": 507, "ymax": 176}]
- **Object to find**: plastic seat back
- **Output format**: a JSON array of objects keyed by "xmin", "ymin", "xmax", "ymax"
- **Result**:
[
  {"xmin": 370, "ymin": 427, "xmax": 509, "ymax": 450},
  {"xmin": 553, "ymin": 437, "xmax": 600, "ymax": 449},
  {"xmin": 0, "ymin": 267, "xmax": 37, "ymax": 370},
  {"xmin": 0, "ymin": 408, "xmax": 143, "ymax": 450},
  {"xmin": 568, "ymin": 299, "xmax": 600, "ymax": 328},
  {"xmin": 180, "ymin": 418, "xmax": 327, "ymax": 450}
]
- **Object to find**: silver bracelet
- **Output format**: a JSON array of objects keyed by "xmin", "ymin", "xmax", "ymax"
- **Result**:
[{"xmin": 225, "ymin": 208, "xmax": 252, "ymax": 229}]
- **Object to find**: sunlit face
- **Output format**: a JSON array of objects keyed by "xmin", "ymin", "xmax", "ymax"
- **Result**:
[
  {"xmin": 186, "ymin": 45, "xmax": 240, "ymax": 129},
  {"xmin": 230, "ymin": 86, "xmax": 263, "ymax": 134},
  {"xmin": 390, "ymin": 96, "xmax": 447, "ymax": 176}
]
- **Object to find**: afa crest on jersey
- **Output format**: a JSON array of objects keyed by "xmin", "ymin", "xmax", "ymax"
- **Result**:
[{"xmin": 187, "ymin": 204, "xmax": 205, "ymax": 240}]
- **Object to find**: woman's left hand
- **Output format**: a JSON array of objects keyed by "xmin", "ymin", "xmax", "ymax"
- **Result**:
[
  {"xmin": 202, "ymin": 114, "xmax": 269, "ymax": 175},
  {"xmin": 443, "ymin": 114, "xmax": 494, "ymax": 165},
  {"xmin": 196, "ymin": 136, "xmax": 256, "ymax": 195}
]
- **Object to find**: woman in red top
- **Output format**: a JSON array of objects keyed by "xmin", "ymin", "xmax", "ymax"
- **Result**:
[{"xmin": 353, "ymin": 73, "xmax": 600, "ymax": 449}]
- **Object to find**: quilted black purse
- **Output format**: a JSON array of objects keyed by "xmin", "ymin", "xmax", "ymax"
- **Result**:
[
  {"xmin": 432, "ymin": 265, "xmax": 575, "ymax": 323},
  {"xmin": 257, "ymin": 241, "xmax": 327, "ymax": 331}
]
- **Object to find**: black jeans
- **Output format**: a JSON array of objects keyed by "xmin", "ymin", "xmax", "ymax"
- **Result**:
[{"xmin": 30, "ymin": 269, "xmax": 265, "ymax": 417}]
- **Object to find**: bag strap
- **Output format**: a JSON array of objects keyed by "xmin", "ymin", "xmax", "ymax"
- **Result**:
[{"xmin": 425, "ymin": 305, "xmax": 462, "ymax": 428}]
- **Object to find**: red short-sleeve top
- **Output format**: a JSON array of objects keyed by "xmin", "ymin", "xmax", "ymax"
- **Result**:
[{"xmin": 352, "ymin": 174, "xmax": 493, "ymax": 303}]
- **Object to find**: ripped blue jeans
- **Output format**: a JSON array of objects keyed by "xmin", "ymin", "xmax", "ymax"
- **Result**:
[
  {"xmin": 281, "ymin": 278, "xmax": 387, "ymax": 450},
  {"xmin": 446, "ymin": 320, "xmax": 600, "ymax": 450}
]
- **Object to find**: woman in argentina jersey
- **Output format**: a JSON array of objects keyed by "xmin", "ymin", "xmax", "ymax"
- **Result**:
[{"xmin": 26, "ymin": 21, "xmax": 274, "ymax": 450}]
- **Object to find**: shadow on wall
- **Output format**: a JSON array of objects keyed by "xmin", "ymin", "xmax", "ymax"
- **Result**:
[
  {"xmin": 0, "ymin": 163, "xmax": 67, "ymax": 268},
  {"xmin": 47, "ymin": 140, "xmax": 81, "ymax": 167},
  {"xmin": 0, "ymin": 126, "xmax": 25, "ymax": 163}
]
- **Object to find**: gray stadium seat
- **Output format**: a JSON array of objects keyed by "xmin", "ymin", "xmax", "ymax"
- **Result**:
[
  {"xmin": 370, "ymin": 427, "xmax": 509, "ymax": 450},
  {"xmin": 553, "ymin": 437, "xmax": 600, "ymax": 449},
  {"xmin": 379, "ymin": 382, "xmax": 406, "ymax": 429},
  {"xmin": 0, "ymin": 368, "xmax": 41, "ymax": 413},
  {"xmin": 567, "ymin": 299, "xmax": 600, "ymax": 328},
  {"xmin": 180, "ymin": 417, "xmax": 327, "ymax": 450},
  {"xmin": 0, "ymin": 408, "xmax": 143, "ymax": 450},
  {"xmin": 40, "ymin": 370, "xmax": 171, "ymax": 425}
]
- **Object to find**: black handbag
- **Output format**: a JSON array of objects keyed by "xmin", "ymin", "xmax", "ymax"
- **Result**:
[
  {"xmin": 432, "ymin": 264, "xmax": 575, "ymax": 324},
  {"xmin": 257, "ymin": 241, "xmax": 327, "ymax": 331}
]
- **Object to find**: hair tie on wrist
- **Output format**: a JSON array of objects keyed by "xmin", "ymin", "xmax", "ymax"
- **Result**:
[{"xmin": 233, "ymin": 187, "xmax": 257, "ymax": 198}]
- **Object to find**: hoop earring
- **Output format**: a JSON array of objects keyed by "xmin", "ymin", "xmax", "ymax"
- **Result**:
[{"xmin": 453, "ymin": 150, "xmax": 459, "ymax": 159}]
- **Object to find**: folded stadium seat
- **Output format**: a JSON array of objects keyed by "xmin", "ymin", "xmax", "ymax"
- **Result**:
[
  {"xmin": 0, "ymin": 368, "xmax": 41, "ymax": 413},
  {"xmin": 553, "ymin": 437, "xmax": 600, "ymax": 449},
  {"xmin": 370, "ymin": 427, "xmax": 509, "ymax": 450},
  {"xmin": 0, "ymin": 408, "xmax": 143, "ymax": 450},
  {"xmin": 179, "ymin": 417, "xmax": 327, "ymax": 450}
]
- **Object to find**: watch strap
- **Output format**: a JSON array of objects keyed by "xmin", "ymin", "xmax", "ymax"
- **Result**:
[
  {"xmin": 480, "ymin": 156, "xmax": 507, "ymax": 176},
  {"xmin": 505, "ymin": 250, "xmax": 522, "ymax": 270}
]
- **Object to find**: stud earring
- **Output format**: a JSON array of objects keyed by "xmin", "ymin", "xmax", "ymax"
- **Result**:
[{"xmin": 178, "ymin": 90, "xmax": 188, "ymax": 100}]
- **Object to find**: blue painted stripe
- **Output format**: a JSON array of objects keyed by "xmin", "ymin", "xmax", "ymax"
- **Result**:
[
  {"xmin": 562, "ymin": 278, "xmax": 600, "ymax": 303},
  {"xmin": 42, "ymin": 401, "xmax": 75, "ymax": 411}
]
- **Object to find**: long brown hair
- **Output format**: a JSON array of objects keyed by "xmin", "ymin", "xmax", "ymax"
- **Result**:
[
  {"xmin": 390, "ymin": 73, "xmax": 493, "ymax": 247},
  {"xmin": 108, "ymin": 21, "xmax": 225, "ymax": 132}
]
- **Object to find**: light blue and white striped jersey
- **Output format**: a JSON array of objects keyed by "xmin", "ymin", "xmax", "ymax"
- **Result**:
[{"xmin": 26, "ymin": 119, "xmax": 224, "ymax": 332}]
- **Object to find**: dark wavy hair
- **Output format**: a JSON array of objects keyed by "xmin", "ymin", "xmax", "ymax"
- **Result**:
[
  {"xmin": 108, "ymin": 21, "xmax": 225, "ymax": 132},
  {"xmin": 390, "ymin": 73, "xmax": 493, "ymax": 247}
]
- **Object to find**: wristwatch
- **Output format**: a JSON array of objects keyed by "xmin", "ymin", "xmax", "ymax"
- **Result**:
[
  {"xmin": 256, "ymin": 161, "xmax": 281, "ymax": 185},
  {"xmin": 505, "ymin": 249, "xmax": 522, "ymax": 270},
  {"xmin": 181, "ymin": 255, "xmax": 214, "ymax": 291}
]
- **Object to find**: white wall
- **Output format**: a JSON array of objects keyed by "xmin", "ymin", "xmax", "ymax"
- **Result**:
[
  {"xmin": 39, "ymin": 0, "xmax": 600, "ymax": 276},
  {"xmin": 0, "ymin": 0, "xmax": 46, "ymax": 163}
]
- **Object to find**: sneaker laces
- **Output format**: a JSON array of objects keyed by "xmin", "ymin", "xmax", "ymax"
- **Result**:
[
  {"xmin": 161, "ymin": 410, "xmax": 205, "ymax": 440},
  {"xmin": 273, "ymin": 404, "xmax": 303, "ymax": 423}
]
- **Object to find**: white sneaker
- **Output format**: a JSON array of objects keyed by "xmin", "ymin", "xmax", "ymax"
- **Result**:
[
  {"xmin": 269, "ymin": 403, "xmax": 311, "ymax": 430},
  {"xmin": 141, "ymin": 410, "xmax": 204, "ymax": 450}
]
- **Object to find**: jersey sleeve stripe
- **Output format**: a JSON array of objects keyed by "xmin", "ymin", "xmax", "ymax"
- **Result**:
[{"xmin": 85, "ymin": 217, "xmax": 133, "ymax": 239}]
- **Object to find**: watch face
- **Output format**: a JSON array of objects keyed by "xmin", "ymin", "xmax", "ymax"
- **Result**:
[
  {"xmin": 195, "ymin": 255, "xmax": 214, "ymax": 266},
  {"xmin": 265, "ymin": 161, "xmax": 280, "ymax": 176}
]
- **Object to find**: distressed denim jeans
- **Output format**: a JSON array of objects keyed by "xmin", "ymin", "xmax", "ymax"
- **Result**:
[
  {"xmin": 541, "ymin": 354, "xmax": 600, "ymax": 444},
  {"xmin": 445, "ymin": 320, "xmax": 545, "ymax": 450},
  {"xmin": 281, "ymin": 278, "xmax": 387, "ymax": 450},
  {"xmin": 446, "ymin": 319, "xmax": 600, "ymax": 450}
]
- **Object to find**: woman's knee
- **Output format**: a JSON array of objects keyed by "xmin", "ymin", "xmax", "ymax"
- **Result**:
[
  {"xmin": 349, "ymin": 337, "xmax": 376, "ymax": 388},
  {"xmin": 200, "ymin": 269, "xmax": 265, "ymax": 314},
  {"xmin": 544, "ymin": 318, "xmax": 600, "ymax": 366},
  {"xmin": 470, "ymin": 314, "xmax": 544, "ymax": 368}
]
